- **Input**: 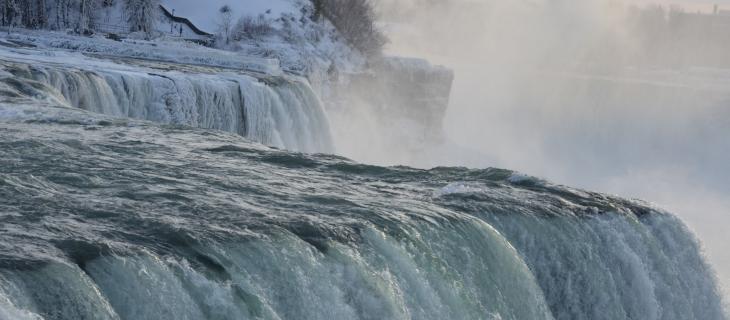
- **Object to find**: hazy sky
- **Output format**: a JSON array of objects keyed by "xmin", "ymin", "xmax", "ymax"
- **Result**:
[
  {"xmin": 162, "ymin": 0, "xmax": 730, "ymax": 34},
  {"xmin": 373, "ymin": 0, "xmax": 730, "ymax": 300}
]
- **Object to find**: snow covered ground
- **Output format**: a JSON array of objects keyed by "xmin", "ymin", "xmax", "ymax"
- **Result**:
[
  {"xmin": 156, "ymin": 0, "xmax": 365, "ymax": 81},
  {"xmin": 0, "ymin": 28, "xmax": 282, "ymax": 75},
  {"xmin": 1, "ymin": 0, "xmax": 364, "ymax": 82}
]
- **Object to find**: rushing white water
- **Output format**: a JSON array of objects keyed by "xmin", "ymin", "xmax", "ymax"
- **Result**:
[
  {"xmin": 0, "ymin": 59, "xmax": 333, "ymax": 154},
  {"xmin": 0, "ymin": 102, "xmax": 725, "ymax": 319},
  {"xmin": 0, "ymin": 43, "xmax": 725, "ymax": 319}
]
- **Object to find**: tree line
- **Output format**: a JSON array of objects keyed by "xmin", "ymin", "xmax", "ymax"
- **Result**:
[
  {"xmin": 626, "ymin": 5, "xmax": 730, "ymax": 68},
  {"xmin": 2, "ymin": 0, "xmax": 386, "ymax": 56},
  {"xmin": 216, "ymin": 0, "xmax": 386, "ymax": 56},
  {"xmin": 1, "ymin": 0, "xmax": 159, "ymax": 34},
  {"xmin": 312, "ymin": 0, "xmax": 386, "ymax": 56}
]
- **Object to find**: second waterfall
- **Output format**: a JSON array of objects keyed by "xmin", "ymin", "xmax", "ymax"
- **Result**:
[{"xmin": 1, "ymin": 59, "xmax": 333, "ymax": 153}]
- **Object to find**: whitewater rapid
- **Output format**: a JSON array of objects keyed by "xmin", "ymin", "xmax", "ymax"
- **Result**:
[
  {"xmin": 0, "ymin": 99, "xmax": 725, "ymax": 319},
  {"xmin": 0, "ymin": 48, "xmax": 726, "ymax": 319}
]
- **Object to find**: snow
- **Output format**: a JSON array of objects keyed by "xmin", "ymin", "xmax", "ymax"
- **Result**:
[
  {"xmin": 161, "ymin": 0, "xmax": 366, "ymax": 82},
  {"xmin": 17, "ymin": 0, "xmax": 364, "ymax": 84},
  {"xmin": 0, "ymin": 0, "xmax": 367, "ymax": 103},
  {"xmin": 0, "ymin": 29, "xmax": 282, "ymax": 75},
  {"xmin": 160, "ymin": 0, "xmax": 301, "ymax": 34}
]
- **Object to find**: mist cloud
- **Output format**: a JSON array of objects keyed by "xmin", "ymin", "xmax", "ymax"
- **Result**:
[{"xmin": 371, "ymin": 0, "xmax": 730, "ymax": 301}]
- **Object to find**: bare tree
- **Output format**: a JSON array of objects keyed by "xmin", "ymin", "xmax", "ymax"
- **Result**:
[
  {"xmin": 78, "ymin": 0, "xmax": 89, "ymax": 31},
  {"xmin": 54, "ymin": 0, "xmax": 64, "ymax": 29},
  {"xmin": 60, "ymin": 0, "xmax": 70, "ymax": 28},
  {"xmin": 35, "ymin": 0, "xmax": 45, "ymax": 28},
  {"xmin": 314, "ymin": 0, "xmax": 386, "ymax": 56},
  {"xmin": 312, "ymin": 0, "xmax": 324, "ymax": 20},
  {"xmin": 232, "ymin": 14, "xmax": 273, "ymax": 41},
  {"xmin": 0, "ymin": 0, "xmax": 51, "ymax": 28},
  {"xmin": 125, "ymin": 0, "xmax": 159, "ymax": 36},
  {"xmin": 20, "ymin": 0, "xmax": 30, "ymax": 27},
  {"xmin": 2, "ymin": 0, "xmax": 21, "ymax": 26},
  {"xmin": 218, "ymin": 4, "xmax": 233, "ymax": 44}
]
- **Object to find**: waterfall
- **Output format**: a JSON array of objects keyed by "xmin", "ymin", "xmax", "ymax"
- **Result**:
[
  {"xmin": 0, "ymin": 207, "xmax": 723, "ymax": 320},
  {"xmin": 0, "ymin": 53, "xmax": 725, "ymax": 320},
  {"xmin": 437, "ymin": 184, "xmax": 727, "ymax": 320},
  {"xmin": 0, "ymin": 108, "xmax": 725, "ymax": 319},
  {"xmin": 0, "ymin": 61, "xmax": 333, "ymax": 154},
  {"xmin": 0, "ymin": 223, "xmax": 555, "ymax": 320}
]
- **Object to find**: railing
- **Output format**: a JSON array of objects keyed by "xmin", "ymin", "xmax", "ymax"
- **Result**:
[{"xmin": 91, "ymin": 23, "xmax": 128, "ymax": 34}]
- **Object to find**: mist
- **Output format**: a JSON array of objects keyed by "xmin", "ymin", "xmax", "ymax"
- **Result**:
[{"xmin": 361, "ymin": 0, "xmax": 730, "ymax": 302}]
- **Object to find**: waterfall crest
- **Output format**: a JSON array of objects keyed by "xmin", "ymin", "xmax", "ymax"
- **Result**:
[{"xmin": 0, "ymin": 61, "xmax": 333, "ymax": 153}]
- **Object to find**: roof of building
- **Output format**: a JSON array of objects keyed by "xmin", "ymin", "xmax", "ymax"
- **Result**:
[{"xmin": 159, "ymin": 5, "xmax": 214, "ymax": 37}]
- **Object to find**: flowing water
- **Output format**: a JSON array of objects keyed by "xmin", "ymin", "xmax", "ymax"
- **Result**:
[
  {"xmin": 0, "ymin": 54, "xmax": 726, "ymax": 320},
  {"xmin": 0, "ymin": 57, "xmax": 332, "ymax": 154}
]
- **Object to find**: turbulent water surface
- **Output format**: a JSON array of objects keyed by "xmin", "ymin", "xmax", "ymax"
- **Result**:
[{"xmin": 0, "ymin": 52, "xmax": 727, "ymax": 320}]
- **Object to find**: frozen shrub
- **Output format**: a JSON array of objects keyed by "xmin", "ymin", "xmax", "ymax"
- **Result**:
[
  {"xmin": 312, "ymin": 0, "xmax": 387, "ymax": 56},
  {"xmin": 232, "ymin": 14, "xmax": 274, "ymax": 41},
  {"xmin": 217, "ymin": 5, "xmax": 233, "ymax": 44}
]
